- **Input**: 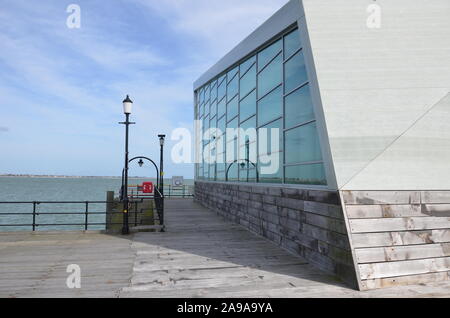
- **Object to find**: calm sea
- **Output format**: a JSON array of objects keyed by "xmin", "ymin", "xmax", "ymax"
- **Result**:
[{"xmin": 0, "ymin": 177, "xmax": 193, "ymax": 232}]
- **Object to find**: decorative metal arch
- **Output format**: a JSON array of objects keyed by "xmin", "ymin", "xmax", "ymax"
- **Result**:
[
  {"xmin": 225, "ymin": 159, "xmax": 259, "ymax": 182},
  {"xmin": 128, "ymin": 156, "xmax": 160, "ymax": 188}
]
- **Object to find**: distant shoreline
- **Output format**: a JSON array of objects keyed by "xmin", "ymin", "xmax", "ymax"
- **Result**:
[{"xmin": 0, "ymin": 175, "xmax": 151, "ymax": 179}]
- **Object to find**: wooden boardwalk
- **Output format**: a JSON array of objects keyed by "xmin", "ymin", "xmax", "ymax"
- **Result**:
[{"xmin": 0, "ymin": 199, "xmax": 449, "ymax": 298}]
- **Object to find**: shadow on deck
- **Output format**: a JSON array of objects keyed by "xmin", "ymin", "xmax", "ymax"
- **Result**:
[{"xmin": 1, "ymin": 198, "xmax": 449, "ymax": 298}]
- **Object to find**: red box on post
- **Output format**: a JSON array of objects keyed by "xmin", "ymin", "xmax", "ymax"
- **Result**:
[{"xmin": 142, "ymin": 182, "xmax": 153, "ymax": 194}]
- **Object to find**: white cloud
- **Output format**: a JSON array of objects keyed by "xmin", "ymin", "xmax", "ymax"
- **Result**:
[{"xmin": 134, "ymin": 0, "xmax": 288, "ymax": 56}]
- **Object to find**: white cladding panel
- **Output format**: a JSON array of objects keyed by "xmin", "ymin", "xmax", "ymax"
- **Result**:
[{"xmin": 302, "ymin": 0, "xmax": 450, "ymax": 190}]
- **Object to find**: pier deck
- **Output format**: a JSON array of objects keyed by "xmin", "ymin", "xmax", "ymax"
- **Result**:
[{"xmin": 0, "ymin": 199, "xmax": 449, "ymax": 298}]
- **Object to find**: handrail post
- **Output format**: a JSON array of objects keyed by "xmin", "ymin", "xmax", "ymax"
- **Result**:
[
  {"xmin": 32, "ymin": 202, "xmax": 36, "ymax": 231},
  {"xmin": 134, "ymin": 201, "xmax": 138, "ymax": 226},
  {"xmin": 84, "ymin": 201, "xmax": 89, "ymax": 231}
]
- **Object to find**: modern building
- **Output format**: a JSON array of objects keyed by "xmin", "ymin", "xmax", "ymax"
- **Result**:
[{"xmin": 193, "ymin": 0, "xmax": 450, "ymax": 290}]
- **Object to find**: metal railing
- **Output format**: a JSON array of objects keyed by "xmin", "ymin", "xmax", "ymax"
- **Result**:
[
  {"xmin": 0, "ymin": 199, "xmax": 153, "ymax": 232},
  {"xmin": 128, "ymin": 184, "xmax": 193, "ymax": 199}
]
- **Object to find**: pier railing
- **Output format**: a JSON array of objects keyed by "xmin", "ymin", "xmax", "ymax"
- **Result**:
[
  {"xmin": 127, "ymin": 184, "xmax": 193, "ymax": 199},
  {"xmin": 0, "ymin": 199, "xmax": 155, "ymax": 232}
]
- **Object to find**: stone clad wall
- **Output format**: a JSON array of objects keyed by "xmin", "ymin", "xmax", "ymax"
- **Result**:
[{"xmin": 194, "ymin": 181, "xmax": 358, "ymax": 288}]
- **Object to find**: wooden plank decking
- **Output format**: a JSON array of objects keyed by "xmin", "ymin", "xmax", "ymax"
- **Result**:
[{"xmin": 0, "ymin": 199, "xmax": 449, "ymax": 298}]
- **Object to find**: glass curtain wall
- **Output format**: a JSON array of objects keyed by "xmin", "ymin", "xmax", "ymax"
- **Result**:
[{"xmin": 195, "ymin": 26, "xmax": 327, "ymax": 186}]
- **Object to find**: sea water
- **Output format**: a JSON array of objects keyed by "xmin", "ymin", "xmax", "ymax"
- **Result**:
[{"xmin": 0, "ymin": 177, "xmax": 193, "ymax": 232}]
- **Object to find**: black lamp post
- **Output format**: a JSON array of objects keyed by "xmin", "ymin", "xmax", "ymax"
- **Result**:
[
  {"xmin": 119, "ymin": 95, "xmax": 135, "ymax": 235},
  {"xmin": 158, "ymin": 134, "xmax": 166, "ymax": 196}
]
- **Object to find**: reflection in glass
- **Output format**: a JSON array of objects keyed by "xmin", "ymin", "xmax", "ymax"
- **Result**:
[
  {"xmin": 257, "ymin": 86, "xmax": 282, "ymax": 126},
  {"xmin": 284, "ymin": 84, "xmax": 314, "ymax": 129},
  {"xmin": 284, "ymin": 51, "xmax": 308, "ymax": 93},
  {"xmin": 258, "ymin": 53, "xmax": 282, "ymax": 98},
  {"xmin": 240, "ymin": 90, "xmax": 256, "ymax": 122},
  {"xmin": 284, "ymin": 28, "xmax": 302, "ymax": 59},
  {"xmin": 227, "ymin": 96, "xmax": 238, "ymax": 121},
  {"xmin": 285, "ymin": 163, "xmax": 326, "ymax": 185},
  {"xmin": 258, "ymin": 39, "xmax": 282, "ymax": 71},
  {"xmin": 285, "ymin": 122, "xmax": 322, "ymax": 164},
  {"xmin": 240, "ymin": 64, "xmax": 256, "ymax": 98}
]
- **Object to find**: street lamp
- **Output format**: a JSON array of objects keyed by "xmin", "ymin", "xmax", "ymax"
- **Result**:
[
  {"xmin": 119, "ymin": 95, "xmax": 135, "ymax": 235},
  {"xmin": 158, "ymin": 134, "xmax": 166, "ymax": 196}
]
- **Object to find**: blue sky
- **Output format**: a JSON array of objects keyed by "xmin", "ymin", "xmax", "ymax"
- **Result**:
[{"xmin": 0, "ymin": 0, "xmax": 287, "ymax": 177}]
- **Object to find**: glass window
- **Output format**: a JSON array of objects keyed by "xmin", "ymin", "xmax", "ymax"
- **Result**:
[
  {"xmin": 240, "ymin": 115, "xmax": 256, "ymax": 130},
  {"xmin": 284, "ymin": 29, "xmax": 302, "ymax": 59},
  {"xmin": 204, "ymin": 100, "xmax": 210, "ymax": 117},
  {"xmin": 258, "ymin": 39, "xmax": 282, "ymax": 71},
  {"xmin": 218, "ymin": 78, "xmax": 226, "ymax": 101},
  {"xmin": 227, "ymin": 66, "xmax": 239, "ymax": 83},
  {"xmin": 203, "ymin": 115, "xmax": 210, "ymax": 144},
  {"xmin": 257, "ymin": 85, "xmax": 282, "ymax": 126},
  {"xmin": 240, "ymin": 64, "xmax": 256, "ymax": 98},
  {"xmin": 227, "ymin": 96, "xmax": 238, "ymax": 121},
  {"xmin": 195, "ymin": 28, "xmax": 325, "ymax": 186},
  {"xmin": 239, "ymin": 167, "xmax": 257, "ymax": 182},
  {"xmin": 227, "ymin": 75, "xmax": 239, "ymax": 100},
  {"xmin": 204, "ymin": 164, "xmax": 209, "ymax": 179},
  {"xmin": 226, "ymin": 134, "xmax": 239, "ymax": 164},
  {"xmin": 218, "ymin": 98, "xmax": 226, "ymax": 118},
  {"xmin": 209, "ymin": 164, "xmax": 216, "ymax": 180},
  {"xmin": 284, "ymin": 51, "xmax": 308, "ymax": 93},
  {"xmin": 218, "ymin": 74, "xmax": 226, "ymax": 85},
  {"xmin": 198, "ymin": 164, "xmax": 204, "ymax": 178},
  {"xmin": 258, "ymin": 53, "xmax": 282, "ymax": 98},
  {"xmin": 205, "ymin": 85, "xmax": 210, "ymax": 102},
  {"xmin": 210, "ymin": 115, "xmax": 216, "ymax": 129},
  {"xmin": 217, "ymin": 116, "xmax": 226, "ymax": 136},
  {"xmin": 199, "ymin": 103, "xmax": 203, "ymax": 119},
  {"xmin": 240, "ymin": 56, "xmax": 256, "ymax": 76},
  {"xmin": 239, "ymin": 116, "xmax": 256, "ymax": 148},
  {"xmin": 285, "ymin": 84, "xmax": 314, "ymax": 129},
  {"xmin": 216, "ymin": 136, "xmax": 226, "ymax": 155},
  {"xmin": 227, "ymin": 116, "xmax": 238, "ymax": 130},
  {"xmin": 285, "ymin": 122, "xmax": 322, "ymax": 164},
  {"xmin": 216, "ymin": 170, "xmax": 225, "ymax": 181},
  {"xmin": 199, "ymin": 88, "xmax": 204, "ymax": 104},
  {"xmin": 216, "ymin": 161, "xmax": 226, "ymax": 172},
  {"xmin": 210, "ymin": 100, "xmax": 217, "ymax": 118},
  {"xmin": 226, "ymin": 164, "xmax": 238, "ymax": 181},
  {"xmin": 240, "ymin": 90, "xmax": 256, "ymax": 122},
  {"xmin": 258, "ymin": 152, "xmax": 283, "ymax": 183},
  {"xmin": 258, "ymin": 118, "xmax": 282, "ymax": 156},
  {"xmin": 285, "ymin": 163, "xmax": 326, "ymax": 185},
  {"xmin": 211, "ymin": 81, "xmax": 218, "ymax": 101}
]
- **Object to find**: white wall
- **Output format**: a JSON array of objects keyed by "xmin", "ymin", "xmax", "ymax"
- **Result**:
[{"xmin": 302, "ymin": 0, "xmax": 450, "ymax": 190}]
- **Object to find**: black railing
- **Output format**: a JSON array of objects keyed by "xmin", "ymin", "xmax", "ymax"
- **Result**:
[
  {"xmin": 0, "ymin": 199, "xmax": 154, "ymax": 232},
  {"xmin": 127, "ymin": 184, "xmax": 193, "ymax": 199}
]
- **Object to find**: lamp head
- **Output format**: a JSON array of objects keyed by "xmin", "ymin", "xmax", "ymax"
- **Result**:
[
  {"xmin": 158, "ymin": 134, "xmax": 166, "ymax": 146},
  {"xmin": 122, "ymin": 95, "xmax": 133, "ymax": 114},
  {"xmin": 138, "ymin": 159, "xmax": 144, "ymax": 167}
]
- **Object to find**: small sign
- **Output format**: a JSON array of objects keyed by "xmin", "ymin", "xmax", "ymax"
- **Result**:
[
  {"xmin": 142, "ymin": 182, "xmax": 154, "ymax": 194},
  {"xmin": 172, "ymin": 176, "xmax": 184, "ymax": 187}
]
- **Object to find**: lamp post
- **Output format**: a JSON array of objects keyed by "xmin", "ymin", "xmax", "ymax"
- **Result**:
[
  {"xmin": 119, "ymin": 95, "xmax": 135, "ymax": 235},
  {"xmin": 158, "ymin": 134, "xmax": 166, "ymax": 196}
]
